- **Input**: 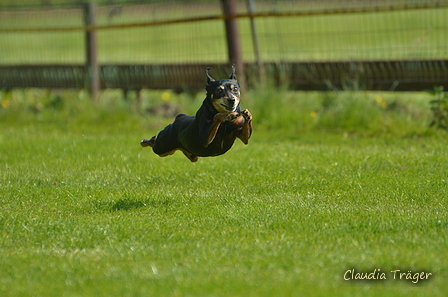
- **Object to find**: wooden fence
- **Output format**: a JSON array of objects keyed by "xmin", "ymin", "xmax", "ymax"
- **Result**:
[
  {"xmin": 1, "ymin": 60, "xmax": 447, "ymax": 92},
  {"xmin": 1, "ymin": 0, "xmax": 448, "ymax": 96}
]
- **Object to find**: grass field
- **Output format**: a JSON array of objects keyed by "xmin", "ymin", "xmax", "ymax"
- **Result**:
[{"xmin": 0, "ymin": 89, "xmax": 447, "ymax": 296}]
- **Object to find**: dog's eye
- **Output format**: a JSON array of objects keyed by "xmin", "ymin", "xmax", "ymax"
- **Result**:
[
  {"xmin": 232, "ymin": 86, "xmax": 239, "ymax": 93},
  {"xmin": 216, "ymin": 88, "xmax": 224, "ymax": 95}
]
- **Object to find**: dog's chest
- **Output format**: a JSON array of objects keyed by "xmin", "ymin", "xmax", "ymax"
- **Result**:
[{"xmin": 214, "ymin": 121, "xmax": 241, "ymax": 149}]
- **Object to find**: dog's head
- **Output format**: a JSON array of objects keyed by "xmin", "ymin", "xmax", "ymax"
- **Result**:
[{"xmin": 205, "ymin": 65, "xmax": 240, "ymax": 113}]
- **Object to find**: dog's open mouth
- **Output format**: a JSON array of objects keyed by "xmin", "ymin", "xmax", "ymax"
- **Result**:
[{"xmin": 221, "ymin": 103, "xmax": 236, "ymax": 112}]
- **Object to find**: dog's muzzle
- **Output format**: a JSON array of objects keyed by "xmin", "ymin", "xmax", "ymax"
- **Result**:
[
  {"xmin": 221, "ymin": 103, "xmax": 237, "ymax": 112},
  {"xmin": 223, "ymin": 97, "xmax": 237, "ymax": 112}
]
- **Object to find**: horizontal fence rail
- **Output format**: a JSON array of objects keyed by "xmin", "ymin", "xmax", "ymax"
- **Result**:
[
  {"xmin": 1, "ymin": 60, "xmax": 447, "ymax": 91},
  {"xmin": 3, "ymin": 1, "xmax": 448, "ymax": 33}
]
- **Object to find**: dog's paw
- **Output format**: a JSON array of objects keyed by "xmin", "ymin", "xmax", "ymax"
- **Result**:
[
  {"xmin": 226, "ymin": 112, "xmax": 240, "ymax": 121},
  {"xmin": 241, "ymin": 109, "xmax": 252, "ymax": 122}
]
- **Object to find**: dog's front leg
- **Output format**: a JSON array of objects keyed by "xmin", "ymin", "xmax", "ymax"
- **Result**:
[
  {"xmin": 204, "ymin": 112, "xmax": 239, "ymax": 147},
  {"xmin": 237, "ymin": 109, "xmax": 253, "ymax": 145}
]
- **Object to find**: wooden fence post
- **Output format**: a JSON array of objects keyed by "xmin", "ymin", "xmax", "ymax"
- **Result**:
[
  {"xmin": 247, "ymin": 0, "xmax": 265, "ymax": 83},
  {"xmin": 84, "ymin": 2, "xmax": 100, "ymax": 100},
  {"xmin": 221, "ymin": 0, "xmax": 245, "ymax": 90}
]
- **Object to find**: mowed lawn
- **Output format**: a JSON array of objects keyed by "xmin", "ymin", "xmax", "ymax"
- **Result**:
[{"xmin": 0, "ymin": 90, "xmax": 447, "ymax": 296}]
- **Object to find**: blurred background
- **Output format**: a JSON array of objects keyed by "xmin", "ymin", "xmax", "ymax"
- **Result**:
[{"xmin": 1, "ymin": 0, "xmax": 447, "ymax": 96}]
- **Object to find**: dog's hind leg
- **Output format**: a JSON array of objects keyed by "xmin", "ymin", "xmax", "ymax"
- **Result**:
[
  {"xmin": 143, "ymin": 123, "xmax": 182, "ymax": 157},
  {"xmin": 159, "ymin": 148, "xmax": 178, "ymax": 157},
  {"xmin": 180, "ymin": 149, "xmax": 199, "ymax": 162},
  {"xmin": 140, "ymin": 136, "xmax": 156, "ymax": 147}
]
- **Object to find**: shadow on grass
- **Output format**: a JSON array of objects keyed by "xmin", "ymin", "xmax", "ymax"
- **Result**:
[{"xmin": 94, "ymin": 198, "xmax": 172, "ymax": 212}]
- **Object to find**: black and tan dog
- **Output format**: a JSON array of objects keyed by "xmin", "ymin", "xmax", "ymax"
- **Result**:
[{"xmin": 140, "ymin": 65, "xmax": 252, "ymax": 162}]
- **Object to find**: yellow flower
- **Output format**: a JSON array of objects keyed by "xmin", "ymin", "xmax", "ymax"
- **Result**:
[
  {"xmin": 161, "ymin": 91, "xmax": 171, "ymax": 101},
  {"xmin": 374, "ymin": 96, "xmax": 387, "ymax": 109},
  {"xmin": 310, "ymin": 111, "xmax": 318, "ymax": 118},
  {"xmin": 1, "ymin": 99, "xmax": 10, "ymax": 109},
  {"xmin": 374, "ymin": 96, "xmax": 384, "ymax": 104}
]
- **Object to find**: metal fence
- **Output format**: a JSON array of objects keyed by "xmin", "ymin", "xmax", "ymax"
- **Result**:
[{"xmin": 1, "ymin": 0, "xmax": 448, "ymax": 94}]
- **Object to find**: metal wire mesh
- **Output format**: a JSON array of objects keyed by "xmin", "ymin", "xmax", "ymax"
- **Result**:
[{"xmin": 0, "ymin": 0, "xmax": 447, "ymax": 90}]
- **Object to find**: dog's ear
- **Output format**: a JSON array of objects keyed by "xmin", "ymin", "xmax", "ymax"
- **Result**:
[
  {"xmin": 229, "ymin": 64, "xmax": 236, "ymax": 80},
  {"xmin": 206, "ymin": 67, "xmax": 215, "ymax": 84}
]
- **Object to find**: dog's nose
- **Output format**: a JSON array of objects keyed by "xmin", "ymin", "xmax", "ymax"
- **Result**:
[{"xmin": 227, "ymin": 97, "xmax": 235, "ymax": 104}]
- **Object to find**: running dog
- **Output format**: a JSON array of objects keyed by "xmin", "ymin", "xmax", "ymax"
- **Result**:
[{"xmin": 140, "ymin": 65, "xmax": 252, "ymax": 162}]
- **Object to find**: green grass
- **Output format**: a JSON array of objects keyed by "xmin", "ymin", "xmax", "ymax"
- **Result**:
[{"xmin": 0, "ymin": 89, "xmax": 447, "ymax": 296}]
